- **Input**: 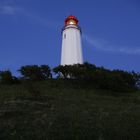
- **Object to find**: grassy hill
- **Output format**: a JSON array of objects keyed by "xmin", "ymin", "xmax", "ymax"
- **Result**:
[{"xmin": 0, "ymin": 80, "xmax": 140, "ymax": 140}]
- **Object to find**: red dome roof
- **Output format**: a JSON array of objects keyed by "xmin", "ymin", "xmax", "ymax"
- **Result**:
[{"xmin": 65, "ymin": 15, "xmax": 78, "ymax": 26}]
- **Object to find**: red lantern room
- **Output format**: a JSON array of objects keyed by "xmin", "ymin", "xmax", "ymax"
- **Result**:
[{"xmin": 65, "ymin": 15, "xmax": 78, "ymax": 26}]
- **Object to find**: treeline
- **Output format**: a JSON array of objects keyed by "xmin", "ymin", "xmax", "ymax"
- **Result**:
[{"xmin": 0, "ymin": 63, "xmax": 140, "ymax": 92}]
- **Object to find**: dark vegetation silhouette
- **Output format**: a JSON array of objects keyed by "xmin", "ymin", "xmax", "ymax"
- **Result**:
[
  {"xmin": 18, "ymin": 65, "xmax": 52, "ymax": 81},
  {"xmin": 0, "ymin": 63, "xmax": 140, "ymax": 140},
  {"xmin": 0, "ymin": 70, "xmax": 19, "ymax": 84},
  {"xmin": 0, "ymin": 63, "xmax": 139, "ymax": 92},
  {"xmin": 53, "ymin": 62, "xmax": 140, "ymax": 92}
]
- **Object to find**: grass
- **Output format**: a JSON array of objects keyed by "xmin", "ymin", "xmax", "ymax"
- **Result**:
[{"xmin": 0, "ymin": 80, "xmax": 140, "ymax": 140}]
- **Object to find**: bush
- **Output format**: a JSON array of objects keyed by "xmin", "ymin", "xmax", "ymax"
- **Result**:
[
  {"xmin": 53, "ymin": 63, "xmax": 139, "ymax": 92},
  {"xmin": 18, "ymin": 65, "xmax": 52, "ymax": 81},
  {"xmin": 0, "ymin": 70, "xmax": 19, "ymax": 84}
]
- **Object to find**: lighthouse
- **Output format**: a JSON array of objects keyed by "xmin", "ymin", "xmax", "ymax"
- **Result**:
[{"xmin": 61, "ymin": 16, "xmax": 83, "ymax": 65}]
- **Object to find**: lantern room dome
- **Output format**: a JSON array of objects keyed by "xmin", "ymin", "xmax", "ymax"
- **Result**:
[{"xmin": 65, "ymin": 15, "xmax": 78, "ymax": 26}]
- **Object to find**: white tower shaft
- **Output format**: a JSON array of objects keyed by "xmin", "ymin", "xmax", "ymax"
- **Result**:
[{"xmin": 61, "ymin": 24, "xmax": 83, "ymax": 65}]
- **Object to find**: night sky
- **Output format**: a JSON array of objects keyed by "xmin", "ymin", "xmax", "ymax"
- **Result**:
[{"xmin": 0, "ymin": 0, "xmax": 140, "ymax": 75}]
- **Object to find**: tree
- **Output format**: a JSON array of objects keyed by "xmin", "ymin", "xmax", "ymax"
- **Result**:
[
  {"xmin": 40, "ymin": 65, "xmax": 52, "ymax": 79},
  {"xmin": 18, "ymin": 65, "xmax": 52, "ymax": 81},
  {"xmin": 53, "ymin": 63, "xmax": 139, "ymax": 92},
  {"xmin": 0, "ymin": 70, "xmax": 15, "ymax": 84},
  {"xmin": 132, "ymin": 71, "xmax": 140, "ymax": 89},
  {"xmin": 53, "ymin": 65, "xmax": 70, "ymax": 79}
]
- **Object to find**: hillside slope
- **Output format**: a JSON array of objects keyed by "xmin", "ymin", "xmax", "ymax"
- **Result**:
[{"xmin": 0, "ymin": 80, "xmax": 140, "ymax": 140}]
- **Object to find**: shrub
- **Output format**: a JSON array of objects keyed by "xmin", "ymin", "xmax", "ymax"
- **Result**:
[
  {"xmin": 53, "ymin": 63, "xmax": 139, "ymax": 92},
  {"xmin": 18, "ymin": 65, "xmax": 52, "ymax": 81},
  {"xmin": 0, "ymin": 70, "xmax": 19, "ymax": 84}
]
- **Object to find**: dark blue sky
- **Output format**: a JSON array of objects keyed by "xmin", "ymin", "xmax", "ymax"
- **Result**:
[{"xmin": 0, "ymin": 0, "xmax": 140, "ymax": 75}]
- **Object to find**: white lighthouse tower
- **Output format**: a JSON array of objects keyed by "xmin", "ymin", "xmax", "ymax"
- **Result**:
[{"xmin": 61, "ymin": 15, "xmax": 83, "ymax": 65}]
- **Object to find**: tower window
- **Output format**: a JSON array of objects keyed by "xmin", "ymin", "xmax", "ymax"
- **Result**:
[{"xmin": 64, "ymin": 34, "xmax": 66, "ymax": 39}]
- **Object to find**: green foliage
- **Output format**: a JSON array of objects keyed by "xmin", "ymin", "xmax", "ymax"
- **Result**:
[
  {"xmin": 0, "ymin": 70, "xmax": 19, "ymax": 84},
  {"xmin": 53, "ymin": 62, "xmax": 139, "ymax": 92},
  {"xmin": 0, "ymin": 63, "xmax": 139, "ymax": 92},
  {"xmin": 132, "ymin": 71, "xmax": 140, "ymax": 88},
  {"xmin": 18, "ymin": 65, "xmax": 52, "ymax": 81},
  {"xmin": 41, "ymin": 65, "xmax": 52, "ymax": 79}
]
